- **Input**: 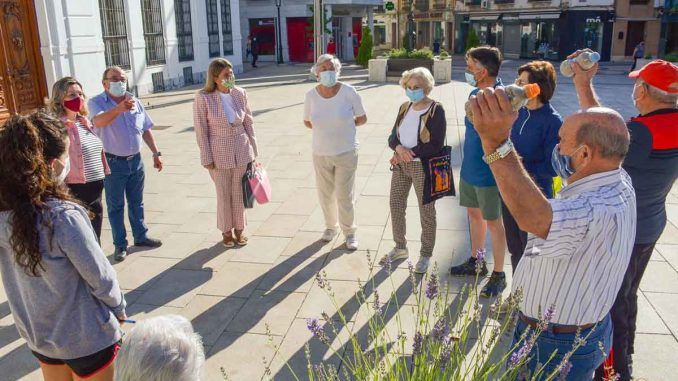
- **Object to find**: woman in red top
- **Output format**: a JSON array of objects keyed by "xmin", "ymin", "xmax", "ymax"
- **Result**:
[{"xmin": 48, "ymin": 77, "xmax": 109, "ymax": 242}]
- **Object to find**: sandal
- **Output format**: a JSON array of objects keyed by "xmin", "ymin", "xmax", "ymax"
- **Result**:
[
  {"xmin": 222, "ymin": 232, "xmax": 236, "ymax": 248},
  {"xmin": 234, "ymin": 230, "xmax": 249, "ymax": 246}
]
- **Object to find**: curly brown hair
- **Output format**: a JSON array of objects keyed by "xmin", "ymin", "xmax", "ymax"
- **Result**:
[
  {"xmin": 0, "ymin": 111, "xmax": 76, "ymax": 276},
  {"xmin": 518, "ymin": 61, "xmax": 557, "ymax": 104}
]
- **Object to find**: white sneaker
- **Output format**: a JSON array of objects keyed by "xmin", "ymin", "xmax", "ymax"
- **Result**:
[
  {"xmin": 321, "ymin": 229, "xmax": 337, "ymax": 242},
  {"xmin": 346, "ymin": 234, "xmax": 358, "ymax": 250},
  {"xmin": 379, "ymin": 247, "xmax": 409, "ymax": 265},
  {"xmin": 414, "ymin": 256, "xmax": 430, "ymax": 274}
]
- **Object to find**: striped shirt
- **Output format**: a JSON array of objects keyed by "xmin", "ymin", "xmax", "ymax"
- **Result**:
[
  {"xmin": 512, "ymin": 169, "xmax": 636, "ymax": 325},
  {"xmin": 76, "ymin": 120, "xmax": 106, "ymax": 182}
]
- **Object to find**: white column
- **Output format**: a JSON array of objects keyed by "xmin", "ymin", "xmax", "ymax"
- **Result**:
[
  {"xmin": 367, "ymin": 6, "xmax": 374, "ymax": 37},
  {"xmin": 192, "ymin": 0, "xmax": 210, "ymax": 82},
  {"xmin": 343, "ymin": 16, "xmax": 354, "ymax": 61},
  {"xmin": 324, "ymin": 4, "xmax": 333, "ymax": 51},
  {"xmin": 123, "ymin": 0, "xmax": 148, "ymax": 94},
  {"xmin": 229, "ymin": 0, "xmax": 244, "ymax": 72}
]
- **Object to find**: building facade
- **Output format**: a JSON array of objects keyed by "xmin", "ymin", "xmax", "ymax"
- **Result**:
[
  {"xmin": 239, "ymin": 0, "xmax": 381, "ymax": 63},
  {"xmin": 34, "ymin": 0, "xmax": 244, "ymax": 97},
  {"xmin": 660, "ymin": 0, "xmax": 678, "ymax": 56},
  {"xmin": 610, "ymin": 0, "xmax": 663, "ymax": 61},
  {"xmin": 454, "ymin": 0, "xmax": 615, "ymax": 61}
]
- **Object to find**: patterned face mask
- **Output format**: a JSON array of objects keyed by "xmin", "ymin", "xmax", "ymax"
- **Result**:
[{"xmin": 222, "ymin": 76, "xmax": 236, "ymax": 89}]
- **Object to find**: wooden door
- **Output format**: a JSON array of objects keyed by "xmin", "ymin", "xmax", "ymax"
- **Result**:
[
  {"xmin": 0, "ymin": 0, "xmax": 48, "ymax": 125},
  {"xmin": 625, "ymin": 21, "xmax": 645, "ymax": 57}
]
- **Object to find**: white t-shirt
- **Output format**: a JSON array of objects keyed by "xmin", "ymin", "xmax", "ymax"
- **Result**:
[
  {"xmin": 303, "ymin": 83, "xmax": 366, "ymax": 156},
  {"xmin": 399, "ymin": 106, "xmax": 428, "ymax": 150},
  {"xmin": 219, "ymin": 92, "xmax": 237, "ymax": 124}
]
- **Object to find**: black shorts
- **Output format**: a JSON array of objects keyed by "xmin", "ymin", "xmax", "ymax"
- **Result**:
[{"xmin": 32, "ymin": 341, "xmax": 120, "ymax": 377}]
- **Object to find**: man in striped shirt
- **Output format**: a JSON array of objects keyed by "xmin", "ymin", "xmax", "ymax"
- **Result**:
[{"xmin": 468, "ymin": 89, "xmax": 635, "ymax": 380}]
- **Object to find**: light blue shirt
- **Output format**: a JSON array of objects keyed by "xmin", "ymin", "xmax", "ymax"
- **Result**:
[{"xmin": 88, "ymin": 91, "xmax": 154, "ymax": 156}]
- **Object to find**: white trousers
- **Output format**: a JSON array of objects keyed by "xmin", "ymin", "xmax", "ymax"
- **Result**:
[{"xmin": 312, "ymin": 150, "xmax": 358, "ymax": 235}]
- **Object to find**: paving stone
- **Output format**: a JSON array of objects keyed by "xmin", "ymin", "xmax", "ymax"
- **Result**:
[
  {"xmin": 255, "ymin": 214, "xmax": 308, "ymax": 237},
  {"xmin": 226, "ymin": 290, "xmax": 306, "ymax": 335},
  {"xmin": 182, "ymin": 295, "xmax": 247, "ymax": 346},
  {"xmin": 256, "ymin": 253, "xmax": 329, "ymax": 293},
  {"xmin": 639, "ymin": 261, "xmax": 678, "ymax": 294},
  {"xmin": 632, "ymin": 333, "xmax": 678, "ymax": 381},
  {"xmin": 644, "ymin": 292, "xmax": 678, "ymax": 337},
  {"xmin": 135, "ymin": 269, "xmax": 212, "ymax": 308},
  {"xmin": 199, "ymin": 262, "xmax": 270, "ymax": 298},
  {"xmin": 280, "ymin": 231, "xmax": 335, "ymax": 257},
  {"xmin": 228, "ymin": 236, "xmax": 291, "ymax": 264},
  {"xmin": 205, "ymin": 332, "xmax": 281, "ymax": 381},
  {"xmin": 298, "ymin": 280, "xmax": 363, "ymax": 322},
  {"xmin": 115, "ymin": 257, "xmax": 179, "ymax": 291}
]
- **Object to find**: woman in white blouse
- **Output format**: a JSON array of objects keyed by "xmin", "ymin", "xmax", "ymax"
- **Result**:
[{"xmin": 303, "ymin": 54, "xmax": 367, "ymax": 250}]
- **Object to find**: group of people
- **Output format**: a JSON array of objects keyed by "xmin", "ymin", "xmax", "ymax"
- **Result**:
[{"xmin": 0, "ymin": 43, "xmax": 675, "ymax": 380}]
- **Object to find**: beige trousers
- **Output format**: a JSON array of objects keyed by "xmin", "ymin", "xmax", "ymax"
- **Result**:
[{"xmin": 312, "ymin": 150, "xmax": 358, "ymax": 235}]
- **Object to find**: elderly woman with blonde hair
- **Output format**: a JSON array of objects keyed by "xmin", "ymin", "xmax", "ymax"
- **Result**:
[
  {"xmin": 114, "ymin": 315, "xmax": 204, "ymax": 381},
  {"xmin": 380, "ymin": 67, "xmax": 446, "ymax": 273},
  {"xmin": 303, "ymin": 54, "xmax": 367, "ymax": 250}
]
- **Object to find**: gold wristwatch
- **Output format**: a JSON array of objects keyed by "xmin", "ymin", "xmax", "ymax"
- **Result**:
[{"xmin": 482, "ymin": 139, "xmax": 513, "ymax": 165}]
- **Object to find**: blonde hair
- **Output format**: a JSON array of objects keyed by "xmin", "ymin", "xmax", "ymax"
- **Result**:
[
  {"xmin": 48, "ymin": 77, "xmax": 88, "ymax": 117},
  {"xmin": 399, "ymin": 67, "xmax": 435, "ymax": 95},
  {"xmin": 203, "ymin": 58, "xmax": 233, "ymax": 93}
]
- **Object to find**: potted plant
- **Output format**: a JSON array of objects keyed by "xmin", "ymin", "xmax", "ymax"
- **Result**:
[{"xmin": 386, "ymin": 48, "xmax": 434, "ymax": 77}]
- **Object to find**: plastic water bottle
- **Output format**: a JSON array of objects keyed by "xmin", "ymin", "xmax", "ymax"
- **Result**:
[
  {"xmin": 560, "ymin": 51, "xmax": 601, "ymax": 77},
  {"xmin": 465, "ymin": 83, "xmax": 541, "ymax": 123}
]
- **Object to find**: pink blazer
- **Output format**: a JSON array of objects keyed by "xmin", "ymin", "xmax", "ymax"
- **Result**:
[
  {"xmin": 193, "ymin": 87, "xmax": 258, "ymax": 169},
  {"xmin": 63, "ymin": 115, "xmax": 110, "ymax": 184}
]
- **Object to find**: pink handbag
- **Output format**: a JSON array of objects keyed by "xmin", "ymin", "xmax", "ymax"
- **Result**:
[{"xmin": 248, "ymin": 162, "xmax": 271, "ymax": 204}]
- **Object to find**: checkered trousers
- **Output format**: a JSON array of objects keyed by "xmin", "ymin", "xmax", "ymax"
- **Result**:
[
  {"xmin": 193, "ymin": 87, "xmax": 257, "ymax": 169},
  {"xmin": 390, "ymin": 161, "xmax": 437, "ymax": 257},
  {"xmin": 209, "ymin": 166, "xmax": 248, "ymax": 232}
]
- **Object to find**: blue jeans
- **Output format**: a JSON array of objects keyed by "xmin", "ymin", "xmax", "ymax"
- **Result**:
[
  {"xmin": 104, "ymin": 153, "xmax": 148, "ymax": 249},
  {"xmin": 512, "ymin": 313, "xmax": 612, "ymax": 380}
]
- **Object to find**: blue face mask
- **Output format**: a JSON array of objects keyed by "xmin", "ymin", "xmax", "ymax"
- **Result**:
[
  {"xmin": 551, "ymin": 144, "xmax": 584, "ymax": 181},
  {"xmin": 406, "ymin": 88, "xmax": 425, "ymax": 103},
  {"xmin": 319, "ymin": 71, "xmax": 337, "ymax": 87},
  {"xmin": 108, "ymin": 81, "xmax": 127, "ymax": 97},
  {"xmin": 465, "ymin": 71, "xmax": 478, "ymax": 87}
]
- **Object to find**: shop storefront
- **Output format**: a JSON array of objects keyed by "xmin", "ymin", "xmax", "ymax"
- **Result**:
[{"xmin": 559, "ymin": 10, "xmax": 614, "ymax": 62}]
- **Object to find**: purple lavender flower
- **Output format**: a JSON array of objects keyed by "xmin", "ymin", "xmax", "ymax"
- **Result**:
[
  {"xmin": 373, "ymin": 290, "xmax": 383, "ymax": 316},
  {"xmin": 475, "ymin": 248, "xmax": 486, "ymax": 273},
  {"xmin": 438, "ymin": 336, "xmax": 453, "ymax": 370},
  {"xmin": 315, "ymin": 271, "xmax": 327, "ymax": 289},
  {"xmin": 381, "ymin": 253, "xmax": 393, "ymax": 273},
  {"xmin": 431, "ymin": 319, "xmax": 450, "ymax": 343},
  {"xmin": 508, "ymin": 338, "xmax": 534, "ymax": 368},
  {"xmin": 556, "ymin": 360, "xmax": 572, "ymax": 381},
  {"xmin": 426, "ymin": 273, "xmax": 439, "ymax": 300},
  {"xmin": 306, "ymin": 318, "xmax": 330, "ymax": 344},
  {"xmin": 543, "ymin": 304, "xmax": 556, "ymax": 322},
  {"xmin": 412, "ymin": 331, "xmax": 423, "ymax": 356}
]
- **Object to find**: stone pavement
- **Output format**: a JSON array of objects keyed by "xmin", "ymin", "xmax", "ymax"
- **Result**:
[{"xmin": 0, "ymin": 59, "xmax": 676, "ymax": 380}]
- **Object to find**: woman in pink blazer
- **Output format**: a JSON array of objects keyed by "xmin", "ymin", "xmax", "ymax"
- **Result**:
[{"xmin": 193, "ymin": 58, "xmax": 258, "ymax": 247}]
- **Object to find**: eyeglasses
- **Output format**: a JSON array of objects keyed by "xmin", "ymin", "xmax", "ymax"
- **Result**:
[{"xmin": 106, "ymin": 77, "xmax": 127, "ymax": 82}]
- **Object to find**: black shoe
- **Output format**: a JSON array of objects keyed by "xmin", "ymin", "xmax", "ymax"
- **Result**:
[
  {"xmin": 481, "ymin": 272, "xmax": 507, "ymax": 298},
  {"xmin": 134, "ymin": 237, "xmax": 162, "ymax": 248},
  {"xmin": 114, "ymin": 247, "xmax": 127, "ymax": 262},
  {"xmin": 449, "ymin": 256, "xmax": 488, "ymax": 277}
]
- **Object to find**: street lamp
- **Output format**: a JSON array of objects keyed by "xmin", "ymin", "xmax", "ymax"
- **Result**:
[{"xmin": 275, "ymin": 0, "xmax": 284, "ymax": 64}]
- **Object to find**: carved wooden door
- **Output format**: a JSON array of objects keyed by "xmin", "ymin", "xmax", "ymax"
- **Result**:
[{"xmin": 0, "ymin": 0, "xmax": 47, "ymax": 125}]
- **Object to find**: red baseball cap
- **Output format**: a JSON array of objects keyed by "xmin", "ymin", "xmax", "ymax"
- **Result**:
[{"xmin": 629, "ymin": 59, "xmax": 678, "ymax": 93}]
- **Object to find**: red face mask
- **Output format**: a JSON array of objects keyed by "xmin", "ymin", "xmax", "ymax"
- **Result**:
[{"xmin": 63, "ymin": 97, "xmax": 82, "ymax": 113}]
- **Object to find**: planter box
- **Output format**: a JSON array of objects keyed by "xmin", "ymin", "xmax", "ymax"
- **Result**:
[
  {"xmin": 433, "ymin": 57, "xmax": 452, "ymax": 83},
  {"xmin": 387, "ymin": 58, "xmax": 433, "ymax": 77},
  {"xmin": 368, "ymin": 58, "xmax": 387, "ymax": 82}
]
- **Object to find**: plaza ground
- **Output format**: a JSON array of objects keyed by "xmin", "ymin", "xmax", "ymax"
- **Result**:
[{"xmin": 0, "ymin": 59, "xmax": 676, "ymax": 380}]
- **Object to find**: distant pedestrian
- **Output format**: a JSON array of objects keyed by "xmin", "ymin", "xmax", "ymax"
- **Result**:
[
  {"xmin": 380, "ymin": 67, "xmax": 446, "ymax": 274},
  {"xmin": 89, "ymin": 66, "xmax": 163, "ymax": 261},
  {"xmin": 48, "ymin": 76, "xmax": 109, "ymax": 242},
  {"xmin": 115, "ymin": 315, "xmax": 205, "ymax": 381},
  {"xmin": 0, "ymin": 111, "xmax": 127, "ymax": 381},
  {"xmin": 246, "ymin": 35, "xmax": 252, "ymax": 61},
  {"xmin": 631, "ymin": 41, "xmax": 645, "ymax": 71},
  {"xmin": 251, "ymin": 36, "xmax": 260, "ymax": 68},
  {"xmin": 327, "ymin": 38, "xmax": 337, "ymax": 55},
  {"xmin": 304, "ymin": 54, "xmax": 367, "ymax": 250},
  {"xmin": 503, "ymin": 61, "xmax": 562, "ymax": 273},
  {"xmin": 193, "ymin": 58, "xmax": 258, "ymax": 247},
  {"xmin": 433, "ymin": 40, "xmax": 441, "ymax": 55}
]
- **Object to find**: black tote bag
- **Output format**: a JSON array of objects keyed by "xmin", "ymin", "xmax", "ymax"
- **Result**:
[
  {"xmin": 241, "ymin": 162, "xmax": 256, "ymax": 209},
  {"xmin": 421, "ymin": 145, "xmax": 456, "ymax": 205}
]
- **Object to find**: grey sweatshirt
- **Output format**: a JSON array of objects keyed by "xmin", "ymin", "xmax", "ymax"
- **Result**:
[{"xmin": 0, "ymin": 200, "xmax": 126, "ymax": 359}]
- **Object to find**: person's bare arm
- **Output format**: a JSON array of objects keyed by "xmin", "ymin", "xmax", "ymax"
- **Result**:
[
  {"xmin": 568, "ymin": 49, "xmax": 601, "ymax": 109},
  {"xmin": 142, "ymin": 130, "xmax": 162, "ymax": 171},
  {"xmin": 355, "ymin": 115, "xmax": 367, "ymax": 126},
  {"xmin": 91, "ymin": 97, "xmax": 134, "ymax": 127},
  {"xmin": 304, "ymin": 120, "xmax": 312, "ymax": 129},
  {"xmin": 471, "ymin": 88, "xmax": 552, "ymax": 239}
]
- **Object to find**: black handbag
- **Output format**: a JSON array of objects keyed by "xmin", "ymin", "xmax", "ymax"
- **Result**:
[
  {"xmin": 241, "ymin": 162, "xmax": 255, "ymax": 209},
  {"xmin": 421, "ymin": 145, "xmax": 456, "ymax": 205}
]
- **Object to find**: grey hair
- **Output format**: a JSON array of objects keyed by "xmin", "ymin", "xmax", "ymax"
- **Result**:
[
  {"xmin": 399, "ymin": 67, "xmax": 435, "ymax": 95},
  {"xmin": 114, "ymin": 315, "xmax": 205, "ymax": 381},
  {"xmin": 575, "ymin": 107, "xmax": 630, "ymax": 160},
  {"xmin": 102, "ymin": 66, "xmax": 125, "ymax": 81},
  {"xmin": 311, "ymin": 54, "xmax": 342, "ymax": 76},
  {"xmin": 638, "ymin": 78, "xmax": 678, "ymax": 105}
]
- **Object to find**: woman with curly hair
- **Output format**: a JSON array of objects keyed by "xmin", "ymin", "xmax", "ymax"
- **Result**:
[{"xmin": 0, "ymin": 112, "xmax": 127, "ymax": 381}]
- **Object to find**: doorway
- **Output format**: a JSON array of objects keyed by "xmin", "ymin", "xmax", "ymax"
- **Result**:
[
  {"xmin": 287, "ymin": 17, "xmax": 313, "ymax": 62},
  {"xmin": 625, "ymin": 21, "xmax": 645, "ymax": 57},
  {"xmin": 0, "ymin": 0, "xmax": 48, "ymax": 124}
]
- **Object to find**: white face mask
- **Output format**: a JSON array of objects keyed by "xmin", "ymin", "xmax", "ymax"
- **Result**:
[
  {"xmin": 55, "ymin": 158, "xmax": 71, "ymax": 183},
  {"xmin": 108, "ymin": 81, "xmax": 127, "ymax": 97}
]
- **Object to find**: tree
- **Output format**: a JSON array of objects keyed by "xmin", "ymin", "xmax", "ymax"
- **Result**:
[
  {"xmin": 356, "ymin": 26, "xmax": 374, "ymax": 67},
  {"xmin": 465, "ymin": 28, "xmax": 480, "ymax": 52}
]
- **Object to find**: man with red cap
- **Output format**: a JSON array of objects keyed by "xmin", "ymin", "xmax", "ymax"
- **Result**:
[{"xmin": 569, "ymin": 52, "xmax": 678, "ymax": 381}]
